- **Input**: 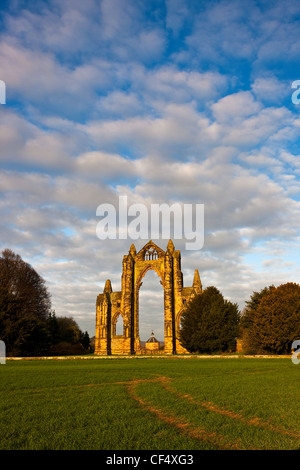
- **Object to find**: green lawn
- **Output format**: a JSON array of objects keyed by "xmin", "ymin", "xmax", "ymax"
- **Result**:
[{"xmin": 0, "ymin": 357, "xmax": 299, "ymax": 450}]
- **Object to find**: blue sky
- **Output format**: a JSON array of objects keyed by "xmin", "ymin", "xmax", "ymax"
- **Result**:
[{"xmin": 0, "ymin": 0, "xmax": 300, "ymax": 341}]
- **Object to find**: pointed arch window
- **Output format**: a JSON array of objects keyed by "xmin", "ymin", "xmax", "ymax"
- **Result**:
[
  {"xmin": 145, "ymin": 248, "xmax": 158, "ymax": 260},
  {"xmin": 114, "ymin": 313, "xmax": 124, "ymax": 336}
]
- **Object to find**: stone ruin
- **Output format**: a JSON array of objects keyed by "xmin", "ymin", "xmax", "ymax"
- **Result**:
[{"xmin": 95, "ymin": 240, "xmax": 202, "ymax": 355}]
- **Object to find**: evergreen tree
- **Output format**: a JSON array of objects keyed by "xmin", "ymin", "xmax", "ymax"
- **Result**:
[
  {"xmin": 80, "ymin": 331, "xmax": 91, "ymax": 350},
  {"xmin": 179, "ymin": 286, "xmax": 240, "ymax": 353}
]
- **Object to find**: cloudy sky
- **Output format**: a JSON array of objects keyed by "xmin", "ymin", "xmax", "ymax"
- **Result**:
[{"xmin": 1, "ymin": 0, "xmax": 300, "ymax": 342}]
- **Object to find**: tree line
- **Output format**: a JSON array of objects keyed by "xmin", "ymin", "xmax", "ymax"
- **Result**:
[
  {"xmin": 180, "ymin": 282, "xmax": 300, "ymax": 355},
  {"xmin": 1, "ymin": 248, "xmax": 299, "ymax": 356},
  {"xmin": 0, "ymin": 249, "xmax": 92, "ymax": 357}
]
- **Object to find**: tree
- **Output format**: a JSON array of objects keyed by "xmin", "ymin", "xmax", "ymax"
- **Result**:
[
  {"xmin": 179, "ymin": 286, "xmax": 240, "ymax": 354},
  {"xmin": 46, "ymin": 310, "xmax": 60, "ymax": 346},
  {"xmin": 240, "ymin": 287, "xmax": 272, "ymax": 354},
  {"xmin": 0, "ymin": 249, "xmax": 52, "ymax": 356},
  {"xmin": 47, "ymin": 316, "xmax": 91, "ymax": 355},
  {"xmin": 241, "ymin": 283, "xmax": 300, "ymax": 354},
  {"xmin": 10, "ymin": 316, "xmax": 50, "ymax": 357},
  {"xmin": 56, "ymin": 316, "xmax": 83, "ymax": 344},
  {"xmin": 80, "ymin": 331, "xmax": 91, "ymax": 350},
  {"xmin": 0, "ymin": 285, "xmax": 20, "ymax": 353},
  {"xmin": 0, "ymin": 249, "xmax": 51, "ymax": 321}
]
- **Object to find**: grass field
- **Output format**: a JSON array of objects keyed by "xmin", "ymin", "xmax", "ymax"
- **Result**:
[{"xmin": 0, "ymin": 356, "xmax": 299, "ymax": 450}]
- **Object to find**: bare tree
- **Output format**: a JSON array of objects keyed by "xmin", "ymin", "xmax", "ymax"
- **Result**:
[{"xmin": 0, "ymin": 249, "xmax": 52, "ymax": 355}]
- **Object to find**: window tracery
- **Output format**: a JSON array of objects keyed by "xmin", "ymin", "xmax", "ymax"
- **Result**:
[{"xmin": 144, "ymin": 247, "xmax": 158, "ymax": 260}]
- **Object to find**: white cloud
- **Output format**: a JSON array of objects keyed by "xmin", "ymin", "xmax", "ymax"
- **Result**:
[
  {"xmin": 1, "ymin": 0, "xmax": 300, "ymax": 338},
  {"xmin": 0, "ymin": 109, "xmax": 78, "ymax": 169},
  {"xmin": 212, "ymin": 91, "xmax": 261, "ymax": 122},
  {"xmin": 251, "ymin": 75, "xmax": 290, "ymax": 104},
  {"xmin": 138, "ymin": 66, "xmax": 228, "ymax": 104},
  {"xmin": 74, "ymin": 151, "xmax": 134, "ymax": 181},
  {"xmin": 96, "ymin": 91, "xmax": 142, "ymax": 118}
]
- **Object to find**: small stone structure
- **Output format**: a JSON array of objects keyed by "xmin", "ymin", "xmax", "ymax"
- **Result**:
[
  {"xmin": 145, "ymin": 331, "xmax": 160, "ymax": 353},
  {"xmin": 95, "ymin": 240, "xmax": 202, "ymax": 355}
]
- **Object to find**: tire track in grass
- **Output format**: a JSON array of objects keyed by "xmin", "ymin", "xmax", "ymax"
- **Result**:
[
  {"xmin": 23, "ymin": 374, "xmax": 298, "ymax": 444},
  {"xmin": 160, "ymin": 379, "xmax": 300, "ymax": 440},
  {"xmin": 126, "ymin": 377, "xmax": 242, "ymax": 450}
]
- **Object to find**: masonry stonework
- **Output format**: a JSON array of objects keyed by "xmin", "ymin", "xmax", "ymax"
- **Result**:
[{"xmin": 95, "ymin": 240, "xmax": 202, "ymax": 355}]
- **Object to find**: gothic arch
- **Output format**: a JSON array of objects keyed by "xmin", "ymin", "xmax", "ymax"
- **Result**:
[
  {"xmin": 135, "ymin": 264, "xmax": 164, "ymax": 347},
  {"xmin": 175, "ymin": 307, "xmax": 185, "ymax": 332},
  {"xmin": 112, "ymin": 311, "xmax": 123, "ymax": 336},
  {"xmin": 135, "ymin": 264, "xmax": 164, "ymax": 290}
]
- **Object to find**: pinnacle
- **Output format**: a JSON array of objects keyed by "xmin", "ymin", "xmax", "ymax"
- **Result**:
[
  {"xmin": 167, "ymin": 239, "xmax": 174, "ymax": 252},
  {"xmin": 192, "ymin": 269, "xmax": 202, "ymax": 293},
  {"xmin": 129, "ymin": 243, "xmax": 136, "ymax": 254},
  {"xmin": 104, "ymin": 279, "xmax": 112, "ymax": 293}
]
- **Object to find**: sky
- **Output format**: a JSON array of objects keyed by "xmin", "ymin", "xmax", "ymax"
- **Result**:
[{"xmin": 1, "ymin": 0, "xmax": 300, "ymax": 342}]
